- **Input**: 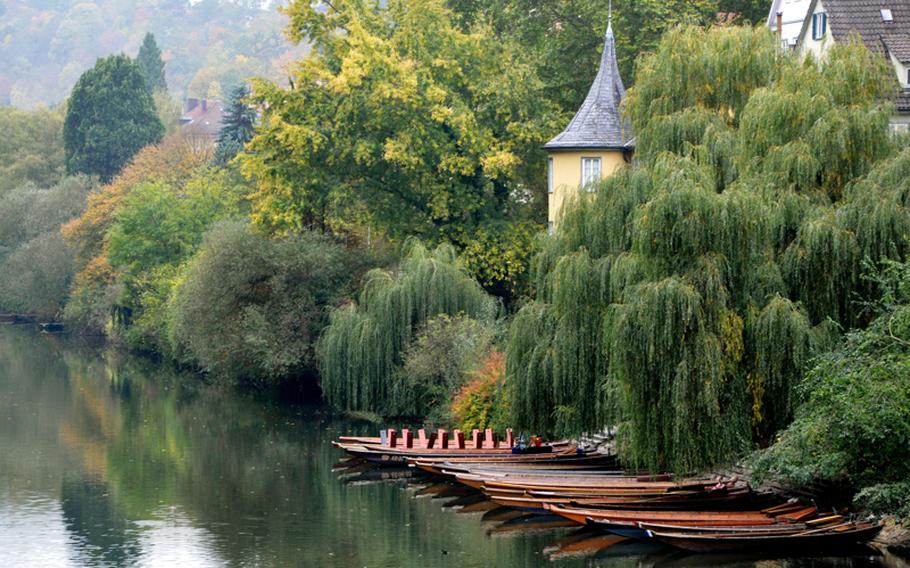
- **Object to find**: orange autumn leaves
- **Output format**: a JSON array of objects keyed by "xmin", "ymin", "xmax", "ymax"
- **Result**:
[{"xmin": 451, "ymin": 351, "xmax": 511, "ymax": 433}]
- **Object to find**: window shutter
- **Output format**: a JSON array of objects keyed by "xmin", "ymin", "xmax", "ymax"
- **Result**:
[{"xmin": 812, "ymin": 13, "xmax": 817, "ymax": 39}]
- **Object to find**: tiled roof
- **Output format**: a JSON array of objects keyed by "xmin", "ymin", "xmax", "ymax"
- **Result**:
[
  {"xmin": 810, "ymin": 0, "xmax": 910, "ymax": 56},
  {"xmin": 897, "ymin": 88, "xmax": 910, "ymax": 112},
  {"xmin": 544, "ymin": 21, "xmax": 633, "ymax": 151},
  {"xmin": 883, "ymin": 33, "xmax": 910, "ymax": 62},
  {"xmin": 180, "ymin": 99, "xmax": 224, "ymax": 137}
]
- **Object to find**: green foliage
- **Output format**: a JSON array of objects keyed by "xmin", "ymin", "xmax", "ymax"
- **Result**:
[
  {"xmin": 451, "ymin": 351, "xmax": 511, "ymax": 433},
  {"xmin": 107, "ymin": 171, "xmax": 248, "ymax": 278},
  {"xmin": 172, "ymin": 221, "xmax": 370, "ymax": 385},
  {"xmin": 854, "ymin": 482, "xmax": 910, "ymax": 519},
  {"xmin": 508, "ymin": 26, "xmax": 904, "ymax": 472},
  {"xmin": 400, "ymin": 314, "xmax": 499, "ymax": 419},
  {"xmin": 136, "ymin": 33, "xmax": 167, "ymax": 94},
  {"xmin": 214, "ymin": 84, "xmax": 256, "ymax": 166},
  {"xmin": 447, "ymin": 0, "xmax": 767, "ymax": 114},
  {"xmin": 0, "ymin": 232, "xmax": 76, "ymax": 318},
  {"xmin": 64, "ymin": 54, "xmax": 165, "ymax": 182},
  {"xmin": 0, "ymin": 107, "xmax": 66, "ymax": 194},
  {"xmin": 751, "ymin": 262, "xmax": 910, "ymax": 517},
  {"xmin": 102, "ymin": 168, "xmax": 249, "ymax": 352},
  {"xmin": 318, "ymin": 241, "xmax": 498, "ymax": 415},
  {"xmin": 0, "ymin": 175, "xmax": 94, "ymax": 318},
  {"xmin": 243, "ymin": 0, "xmax": 557, "ymax": 239}
]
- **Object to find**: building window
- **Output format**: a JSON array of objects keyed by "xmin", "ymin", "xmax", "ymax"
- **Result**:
[
  {"xmin": 547, "ymin": 157, "xmax": 554, "ymax": 194},
  {"xmin": 811, "ymin": 12, "xmax": 827, "ymax": 40},
  {"xmin": 581, "ymin": 157, "xmax": 602, "ymax": 189}
]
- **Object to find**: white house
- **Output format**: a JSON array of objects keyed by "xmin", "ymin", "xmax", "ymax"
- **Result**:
[
  {"xmin": 795, "ymin": 0, "xmax": 910, "ymax": 131},
  {"xmin": 767, "ymin": 0, "xmax": 814, "ymax": 48}
]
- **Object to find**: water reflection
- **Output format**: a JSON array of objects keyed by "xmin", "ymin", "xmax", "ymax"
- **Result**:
[{"xmin": 0, "ymin": 327, "xmax": 907, "ymax": 568}]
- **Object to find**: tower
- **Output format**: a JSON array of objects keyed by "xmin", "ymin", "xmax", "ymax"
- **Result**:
[{"xmin": 544, "ymin": 17, "xmax": 634, "ymax": 230}]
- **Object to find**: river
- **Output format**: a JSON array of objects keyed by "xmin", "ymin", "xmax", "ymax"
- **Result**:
[{"xmin": 0, "ymin": 326, "xmax": 907, "ymax": 568}]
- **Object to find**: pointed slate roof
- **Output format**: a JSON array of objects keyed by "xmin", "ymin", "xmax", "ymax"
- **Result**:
[{"xmin": 544, "ymin": 20, "xmax": 634, "ymax": 151}]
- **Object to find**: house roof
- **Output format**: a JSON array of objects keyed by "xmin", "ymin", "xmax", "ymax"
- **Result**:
[
  {"xmin": 897, "ymin": 88, "xmax": 910, "ymax": 111},
  {"xmin": 180, "ymin": 99, "xmax": 224, "ymax": 137},
  {"xmin": 883, "ymin": 33, "xmax": 910, "ymax": 62},
  {"xmin": 544, "ymin": 20, "xmax": 633, "ymax": 151},
  {"xmin": 797, "ymin": 0, "xmax": 910, "ymax": 58}
]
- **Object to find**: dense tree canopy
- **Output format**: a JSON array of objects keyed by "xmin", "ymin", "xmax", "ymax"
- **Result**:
[
  {"xmin": 243, "ymin": 0, "xmax": 559, "ymax": 240},
  {"xmin": 172, "ymin": 221, "xmax": 370, "ymax": 385},
  {"xmin": 0, "ymin": 107, "xmax": 66, "ymax": 194},
  {"xmin": 0, "ymin": 175, "xmax": 95, "ymax": 318},
  {"xmin": 448, "ymin": 0, "xmax": 768, "ymax": 114},
  {"xmin": 136, "ymin": 33, "xmax": 167, "ymax": 94},
  {"xmin": 319, "ymin": 242, "xmax": 498, "ymax": 414},
  {"xmin": 752, "ymin": 256, "xmax": 910, "ymax": 518},
  {"xmin": 507, "ymin": 26, "xmax": 903, "ymax": 472},
  {"xmin": 63, "ymin": 136, "xmax": 214, "ymax": 332},
  {"xmin": 64, "ymin": 54, "xmax": 165, "ymax": 182}
]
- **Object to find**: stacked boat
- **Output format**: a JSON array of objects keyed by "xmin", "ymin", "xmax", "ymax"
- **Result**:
[{"xmin": 333, "ymin": 428, "xmax": 882, "ymax": 554}]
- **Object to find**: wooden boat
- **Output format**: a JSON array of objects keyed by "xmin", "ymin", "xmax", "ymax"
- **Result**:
[
  {"xmin": 646, "ymin": 521, "xmax": 883, "ymax": 552},
  {"xmin": 545, "ymin": 503, "xmax": 778, "ymax": 527},
  {"xmin": 411, "ymin": 453, "xmax": 617, "ymax": 475},
  {"xmin": 335, "ymin": 442, "xmax": 610, "ymax": 467},
  {"xmin": 479, "ymin": 476, "xmax": 726, "ymax": 494}
]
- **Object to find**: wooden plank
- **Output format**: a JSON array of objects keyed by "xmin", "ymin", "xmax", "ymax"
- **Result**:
[{"xmin": 388, "ymin": 429, "xmax": 397, "ymax": 448}]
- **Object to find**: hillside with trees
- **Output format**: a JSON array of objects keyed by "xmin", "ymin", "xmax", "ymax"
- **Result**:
[{"xmin": 0, "ymin": 0, "xmax": 306, "ymax": 108}]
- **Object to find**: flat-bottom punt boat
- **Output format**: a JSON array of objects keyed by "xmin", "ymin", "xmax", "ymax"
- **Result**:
[
  {"xmin": 646, "ymin": 521, "xmax": 883, "ymax": 552},
  {"xmin": 546, "ymin": 503, "xmax": 781, "ymax": 527}
]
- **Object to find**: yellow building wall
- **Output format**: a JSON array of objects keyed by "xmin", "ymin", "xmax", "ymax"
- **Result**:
[{"xmin": 548, "ymin": 150, "xmax": 627, "ymax": 226}]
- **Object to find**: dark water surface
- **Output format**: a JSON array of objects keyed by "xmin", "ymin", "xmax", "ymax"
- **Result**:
[{"xmin": 1, "ymin": 327, "xmax": 907, "ymax": 568}]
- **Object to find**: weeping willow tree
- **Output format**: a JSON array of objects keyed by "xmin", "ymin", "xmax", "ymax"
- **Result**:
[
  {"xmin": 509, "ymin": 25, "xmax": 906, "ymax": 472},
  {"xmin": 319, "ymin": 241, "xmax": 498, "ymax": 414}
]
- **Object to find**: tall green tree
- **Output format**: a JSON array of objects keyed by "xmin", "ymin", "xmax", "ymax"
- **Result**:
[
  {"xmin": 214, "ymin": 84, "xmax": 256, "ymax": 165},
  {"xmin": 242, "ymin": 0, "xmax": 559, "ymax": 238},
  {"xmin": 137, "ymin": 32, "xmax": 168, "ymax": 94},
  {"xmin": 507, "ymin": 26, "xmax": 901, "ymax": 472},
  {"xmin": 448, "ymin": 0, "xmax": 717, "ymax": 113},
  {"xmin": 64, "ymin": 54, "xmax": 165, "ymax": 182}
]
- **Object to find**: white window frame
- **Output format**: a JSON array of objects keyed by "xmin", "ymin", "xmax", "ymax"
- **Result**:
[
  {"xmin": 580, "ymin": 157, "xmax": 602, "ymax": 190},
  {"xmin": 812, "ymin": 12, "xmax": 827, "ymax": 40},
  {"xmin": 547, "ymin": 157, "xmax": 554, "ymax": 194}
]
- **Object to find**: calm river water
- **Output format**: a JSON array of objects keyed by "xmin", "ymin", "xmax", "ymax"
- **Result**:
[{"xmin": 1, "ymin": 326, "xmax": 907, "ymax": 568}]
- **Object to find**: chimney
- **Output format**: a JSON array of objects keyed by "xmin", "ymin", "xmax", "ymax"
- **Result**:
[
  {"xmin": 186, "ymin": 98, "xmax": 199, "ymax": 113},
  {"xmin": 202, "ymin": 99, "xmax": 207, "ymax": 112},
  {"xmin": 776, "ymin": 12, "xmax": 783, "ymax": 43}
]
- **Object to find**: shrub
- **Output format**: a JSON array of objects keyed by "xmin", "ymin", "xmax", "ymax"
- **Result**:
[
  {"xmin": 399, "ymin": 314, "xmax": 499, "ymax": 419},
  {"xmin": 451, "ymin": 352, "xmax": 512, "ymax": 433},
  {"xmin": 0, "ymin": 232, "xmax": 76, "ymax": 318},
  {"xmin": 751, "ymin": 261, "xmax": 910, "ymax": 517},
  {"xmin": 172, "ymin": 221, "xmax": 369, "ymax": 386},
  {"xmin": 318, "ymin": 241, "xmax": 499, "ymax": 415}
]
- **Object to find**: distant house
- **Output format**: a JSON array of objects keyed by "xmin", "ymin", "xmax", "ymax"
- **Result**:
[
  {"xmin": 795, "ymin": 0, "xmax": 910, "ymax": 131},
  {"xmin": 180, "ymin": 97, "xmax": 224, "ymax": 144},
  {"xmin": 767, "ymin": 0, "xmax": 813, "ymax": 48}
]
